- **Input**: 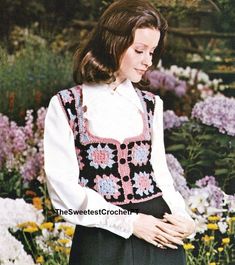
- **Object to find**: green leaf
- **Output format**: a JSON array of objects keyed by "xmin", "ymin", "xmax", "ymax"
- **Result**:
[
  {"xmin": 196, "ymin": 135, "xmax": 215, "ymax": 141},
  {"xmin": 166, "ymin": 144, "xmax": 186, "ymax": 151},
  {"xmin": 215, "ymin": 169, "xmax": 229, "ymax": 175}
]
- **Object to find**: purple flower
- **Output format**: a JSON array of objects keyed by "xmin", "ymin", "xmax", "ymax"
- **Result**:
[
  {"xmin": 0, "ymin": 108, "xmax": 47, "ymax": 183},
  {"xmin": 145, "ymin": 70, "xmax": 187, "ymax": 97},
  {"xmin": 196, "ymin": 175, "xmax": 218, "ymax": 187},
  {"xmin": 192, "ymin": 95, "xmax": 235, "ymax": 136},
  {"xmin": 195, "ymin": 176, "xmax": 224, "ymax": 209},
  {"xmin": 163, "ymin": 110, "xmax": 188, "ymax": 130},
  {"xmin": 166, "ymin": 154, "xmax": 190, "ymax": 198}
]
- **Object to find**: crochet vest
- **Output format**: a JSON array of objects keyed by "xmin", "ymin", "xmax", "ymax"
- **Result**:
[{"xmin": 57, "ymin": 86, "xmax": 162, "ymax": 206}]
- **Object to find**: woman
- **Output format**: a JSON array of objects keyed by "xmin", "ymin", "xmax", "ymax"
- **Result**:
[{"xmin": 44, "ymin": 0, "xmax": 195, "ymax": 264}]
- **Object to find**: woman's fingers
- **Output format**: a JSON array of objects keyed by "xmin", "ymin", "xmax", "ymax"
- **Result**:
[
  {"xmin": 163, "ymin": 213, "xmax": 196, "ymax": 237},
  {"xmin": 163, "ymin": 213, "xmax": 183, "ymax": 226},
  {"xmin": 154, "ymin": 223, "xmax": 184, "ymax": 246},
  {"xmin": 132, "ymin": 213, "xmax": 187, "ymax": 248},
  {"xmin": 156, "ymin": 222, "xmax": 183, "ymax": 237}
]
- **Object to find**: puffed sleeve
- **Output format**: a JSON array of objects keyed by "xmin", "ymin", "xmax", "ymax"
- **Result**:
[
  {"xmin": 150, "ymin": 95, "xmax": 192, "ymax": 220},
  {"xmin": 44, "ymin": 96, "xmax": 138, "ymax": 238}
]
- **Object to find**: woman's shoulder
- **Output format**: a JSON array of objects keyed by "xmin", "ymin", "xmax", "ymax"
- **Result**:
[
  {"xmin": 135, "ymin": 87, "xmax": 162, "ymax": 104},
  {"xmin": 55, "ymin": 85, "xmax": 83, "ymax": 104},
  {"xmin": 57, "ymin": 85, "xmax": 82, "ymax": 97}
]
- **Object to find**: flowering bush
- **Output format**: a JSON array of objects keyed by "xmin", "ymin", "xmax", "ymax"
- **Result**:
[
  {"xmin": 0, "ymin": 229, "xmax": 36, "ymax": 265},
  {"xmin": 0, "ymin": 198, "xmax": 44, "ymax": 229},
  {"xmin": 163, "ymin": 110, "xmax": 188, "ymax": 131},
  {"xmin": 164, "ymin": 96, "xmax": 235, "ymax": 194},
  {"xmin": 145, "ymin": 64, "xmax": 226, "ymax": 116},
  {"xmin": 0, "ymin": 198, "xmax": 43, "ymax": 265},
  {"xmin": 147, "ymin": 65, "xmax": 224, "ymax": 98},
  {"xmin": 10, "ymin": 221, "xmax": 75, "ymax": 264},
  {"xmin": 166, "ymin": 154, "xmax": 235, "ymax": 264},
  {"xmin": 0, "ymin": 108, "xmax": 46, "ymax": 199},
  {"xmin": 192, "ymin": 95, "xmax": 235, "ymax": 136},
  {"xmin": 0, "ymin": 197, "xmax": 74, "ymax": 264}
]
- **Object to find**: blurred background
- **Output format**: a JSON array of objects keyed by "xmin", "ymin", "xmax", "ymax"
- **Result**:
[{"xmin": 0, "ymin": 0, "xmax": 234, "ymax": 120}]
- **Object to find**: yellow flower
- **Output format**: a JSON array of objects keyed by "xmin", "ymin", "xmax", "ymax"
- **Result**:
[
  {"xmin": 208, "ymin": 215, "xmax": 220, "ymax": 221},
  {"xmin": 54, "ymin": 216, "xmax": 63, "ymax": 222},
  {"xmin": 55, "ymin": 245, "xmax": 70, "ymax": 254},
  {"xmin": 202, "ymin": 235, "xmax": 214, "ymax": 243},
  {"xmin": 58, "ymin": 224, "xmax": 70, "ymax": 231},
  {"xmin": 209, "ymin": 263, "xmax": 216, "ymax": 265},
  {"xmin": 65, "ymin": 247, "xmax": 71, "ymax": 255},
  {"xmin": 65, "ymin": 227, "xmax": 75, "ymax": 237},
  {"xmin": 44, "ymin": 198, "xmax": 52, "ymax": 208},
  {"xmin": 202, "ymin": 235, "xmax": 210, "ymax": 242},
  {"xmin": 228, "ymin": 216, "xmax": 235, "ymax": 223},
  {"xmin": 183, "ymin": 243, "xmax": 195, "ymax": 250},
  {"xmin": 58, "ymin": 238, "xmax": 70, "ymax": 245},
  {"xmin": 32, "ymin": 197, "xmax": 42, "ymax": 210},
  {"xmin": 206, "ymin": 252, "xmax": 210, "ymax": 256},
  {"xmin": 19, "ymin": 222, "xmax": 39, "ymax": 233},
  {"xmin": 36, "ymin": 256, "xmax": 44, "ymax": 263},
  {"xmin": 40, "ymin": 222, "xmax": 53, "ymax": 230},
  {"xmin": 18, "ymin": 221, "xmax": 38, "ymax": 229},
  {"xmin": 55, "ymin": 245, "xmax": 63, "ymax": 252},
  {"xmin": 207, "ymin": 223, "xmax": 219, "ymax": 230},
  {"xmin": 218, "ymin": 247, "xmax": 223, "ymax": 252},
  {"xmin": 23, "ymin": 226, "xmax": 39, "ymax": 233},
  {"xmin": 222, "ymin": 238, "xmax": 230, "ymax": 244}
]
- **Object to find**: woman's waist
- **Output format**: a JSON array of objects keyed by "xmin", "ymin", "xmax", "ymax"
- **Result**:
[{"xmin": 119, "ymin": 196, "xmax": 171, "ymax": 219}]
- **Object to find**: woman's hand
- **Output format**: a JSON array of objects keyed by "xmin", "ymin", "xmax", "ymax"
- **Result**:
[
  {"xmin": 162, "ymin": 213, "xmax": 196, "ymax": 239},
  {"xmin": 132, "ymin": 213, "xmax": 184, "ymax": 249}
]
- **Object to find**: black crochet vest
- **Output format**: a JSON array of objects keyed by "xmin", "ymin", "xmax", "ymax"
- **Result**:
[{"xmin": 57, "ymin": 86, "xmax": 162, "ymax": 206}]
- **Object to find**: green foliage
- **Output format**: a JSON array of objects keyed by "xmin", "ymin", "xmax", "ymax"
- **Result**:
[
  {"xmin": 214, "ymin": 0, "xmax": 235, "ymax": 32},
  {"xmin": 165, "ymin": 120, "xmax": 235, "ymax": 194},
  {"xmin": 0, "ymin": 45, "xmax": 73, "ymax": 121},
  {"xmin": 0, "ymin": 170, "xmax": 25, "ymax": 198}
]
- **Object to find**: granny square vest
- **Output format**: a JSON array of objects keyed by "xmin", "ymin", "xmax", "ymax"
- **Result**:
[{"xmin": 57, "ymin": 86, "xmax": 162, "ymax": 206}]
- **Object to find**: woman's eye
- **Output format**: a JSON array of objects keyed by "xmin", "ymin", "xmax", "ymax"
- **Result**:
[{"xmin": 135, "ymin": 50, "xmax": 143, "ymax": 54}]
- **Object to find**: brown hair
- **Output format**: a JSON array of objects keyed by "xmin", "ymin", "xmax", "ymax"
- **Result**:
[{"xmin": 73, "ymin": 0, "xmax": 168, "ymax": 85}]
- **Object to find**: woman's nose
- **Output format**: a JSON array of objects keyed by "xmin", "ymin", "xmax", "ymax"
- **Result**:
[{"xmin": 142, "ymin": 53, "xmax": 152, "ymax": 67}]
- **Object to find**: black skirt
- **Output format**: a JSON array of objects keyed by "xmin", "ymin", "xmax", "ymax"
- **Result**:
[{"xmin": 69, "ymin": 196, "xmax": 186, "ymax": 265}]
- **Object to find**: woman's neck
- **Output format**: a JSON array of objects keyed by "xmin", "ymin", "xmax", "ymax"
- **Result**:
[{"xmin": 109, "ymin": 76, "xmax": 126, "ymax": 91}]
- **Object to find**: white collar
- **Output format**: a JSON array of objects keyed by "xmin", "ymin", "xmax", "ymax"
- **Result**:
[{"xmin": 82, "ymin": 79, "xmax": 143, "ymax": 112}]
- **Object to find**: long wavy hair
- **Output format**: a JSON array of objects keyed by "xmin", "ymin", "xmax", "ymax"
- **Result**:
[{"xmin": 73, "ymin": 0, "xmax": 168, "ymax": 85}]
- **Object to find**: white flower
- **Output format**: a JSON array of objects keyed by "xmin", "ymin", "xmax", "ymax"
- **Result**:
[
  {"xmin": 191, "ymin": 215, "xmax": 207, "ymax": 234},
  {"xmin": 197, "ymin": 84, "xmax": 204, "ymax": 91},
  {"xmin": 218, "ymin": 220, "xmax": 228, "ymax": 234},
  {"xmin": 0, "ymin": 198, "xmax": 44, "ymax": 229},
  {"xmin": 197, "ymin": 71, "xmax": 210, "ymax": 83},
  {"xmin": 187, "ymin": 189, "xmax": 209, "ymax": 214},
  {"xmin": 0, "ymin": 228, "xmax": 35, "ymax": 265}
]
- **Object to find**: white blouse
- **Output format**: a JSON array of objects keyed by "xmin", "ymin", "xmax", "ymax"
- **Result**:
[{"xmin": 44, "ymin": 79, "xmax": 191, "ymax": 239}]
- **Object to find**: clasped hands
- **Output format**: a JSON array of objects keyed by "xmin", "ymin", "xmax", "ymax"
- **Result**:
[{"xmin": 133, "ymin": 213, "xmax": 195, "ymax": 249}]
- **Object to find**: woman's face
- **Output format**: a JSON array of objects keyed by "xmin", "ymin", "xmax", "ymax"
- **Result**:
[{"xmin": 117, "ymin": 27, "xmax": 160, "ymax": 83}]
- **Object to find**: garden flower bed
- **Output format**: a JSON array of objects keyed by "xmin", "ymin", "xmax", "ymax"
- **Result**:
[{"xmin": 0, "ymin": 66, "xmax": 234, "ymax": 265}]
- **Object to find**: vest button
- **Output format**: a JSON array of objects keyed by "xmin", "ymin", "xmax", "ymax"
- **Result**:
[
  {"xmin": 120, "ymin": 143, "xmax": 126, "ymax": 149},
  {"xmin": 120, "ymin": 158, "xmax": 126, "ymax": 164},
  {"xmin": 127, "ymin": 194, "xmax": 133, "ymax": 200},
  {"xmin": 123, "ymin": 176, "xmax": 129, "ymax": 182}
]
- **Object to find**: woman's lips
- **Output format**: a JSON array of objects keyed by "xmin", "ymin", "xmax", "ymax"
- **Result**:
[{"xmin": 135, "ymin": 69, "xmax": 146, "ymax": 75}]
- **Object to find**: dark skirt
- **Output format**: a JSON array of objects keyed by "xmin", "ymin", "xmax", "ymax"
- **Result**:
[{"xmin": 69, "ymin": 196, "xmax": 186, "ymax": 265}]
